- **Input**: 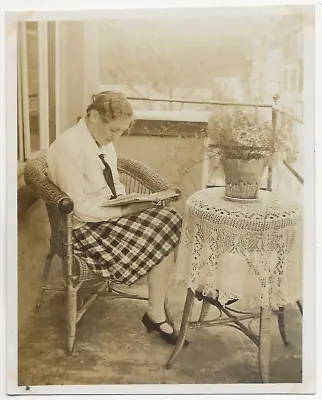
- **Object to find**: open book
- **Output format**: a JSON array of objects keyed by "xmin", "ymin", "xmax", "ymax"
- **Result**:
[{"xmin": 102, "ymin": 188, "xmax": 180, "ymax": 207}]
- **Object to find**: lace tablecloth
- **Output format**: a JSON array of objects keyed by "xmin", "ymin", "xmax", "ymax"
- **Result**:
[{"xmin": 175, "ymin": 187, "xmax": 303, "ymax": 308}]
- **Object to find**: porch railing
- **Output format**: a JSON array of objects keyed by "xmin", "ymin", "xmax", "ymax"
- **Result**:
[
  {"xmin": 19, "ymin": 92, "xmax": 304, "ymax": 189},
  {"xmin": 127, "ymin": 95, "xmax": 304, "ymax": 187}
]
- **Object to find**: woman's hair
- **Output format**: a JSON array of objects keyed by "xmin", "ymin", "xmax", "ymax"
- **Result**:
[{"xmin": 86, "ymin": 91, "xmax": 133, "ymax": 122}]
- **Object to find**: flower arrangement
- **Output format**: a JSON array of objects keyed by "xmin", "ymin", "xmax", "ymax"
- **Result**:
[
  {"xmin": 207, "ymin": 107, "xmax": 291, "ymax": 161},
  {"xmin": 206, "ymin": 107, "xmax": 298, "ymax": 200}
]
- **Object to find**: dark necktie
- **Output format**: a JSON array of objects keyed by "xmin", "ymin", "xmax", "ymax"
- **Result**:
[{"xmin": 98, "ymin": 154, "xmax": 117, "ymax": 199}]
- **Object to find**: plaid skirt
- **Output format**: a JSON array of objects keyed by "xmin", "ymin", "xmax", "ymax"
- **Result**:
[{"xmin": 72, "ymin": 207, "xmax": 182, "ymax": 285}]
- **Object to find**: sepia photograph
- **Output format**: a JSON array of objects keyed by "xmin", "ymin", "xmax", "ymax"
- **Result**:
[{"xmin": 7, "ymin": 2, "xmax": 315, "ymax": 395}]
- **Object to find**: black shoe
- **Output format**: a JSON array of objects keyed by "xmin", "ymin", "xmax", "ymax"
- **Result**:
[
  {"xmin": 196, "ymin": 291, "xmax": 238, "ymax": 307},
  {"xmin": 142, "ymin": 313, "xmax": 189, "ymax": 347}
]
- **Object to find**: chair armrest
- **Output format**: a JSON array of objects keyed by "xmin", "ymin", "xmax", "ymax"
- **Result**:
[
  {"xmin": 117, "ymin": 157, "xmax": 181, "ymax": 196},
  {"xmin": 24, "ymin": 159, "xmax": 74, "ymax": 214}
]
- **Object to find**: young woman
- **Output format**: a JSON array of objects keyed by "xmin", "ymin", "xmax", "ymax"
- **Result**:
[{"xmin": 47, "ymin": 91, "xmax": 187, "ymax": 346}]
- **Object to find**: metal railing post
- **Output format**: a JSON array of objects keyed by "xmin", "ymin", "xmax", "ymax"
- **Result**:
[{"xmin": 267, "ymin": 94, "xmax": 279, "ymax": 191}]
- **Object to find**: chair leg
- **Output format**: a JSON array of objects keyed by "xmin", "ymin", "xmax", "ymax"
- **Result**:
[
  {"xmin": 296, "ymin": 300, "xmax": 303, "ymax": 316},
  {"xmin": 37, "ymin": 249, "xmax": 55, "ymax": 307},
  {"xmin": 67, "ymin": 285, "xmax": 78, "ymax": 356},
  {"xmin": 258, "ymin": 307, "xmax": 272, "ymax": 383},
  {"xmin": 166, "ymin": 288, "xmax": 195, "ymax": 369},
  {"xmin": 60, "ymin": 256, "xmax": 68, "ymax": 288},
  {"xmin": 198, "ymin": 299, "xmax": 211, "ymax": 322},
  {"xmin": 276, "ymin": 307, "xmax": 289, "ymax": 346}
]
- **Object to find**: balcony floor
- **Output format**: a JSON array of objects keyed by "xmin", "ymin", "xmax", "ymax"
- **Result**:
[{"xmin": 18, "ymin": 200, "xmax": 302, "ymax": 387}]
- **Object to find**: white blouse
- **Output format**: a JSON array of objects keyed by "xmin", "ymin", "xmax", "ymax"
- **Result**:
[{"xmin": 47, "ymin": 117, "xmax": 126, "ymax": 228}]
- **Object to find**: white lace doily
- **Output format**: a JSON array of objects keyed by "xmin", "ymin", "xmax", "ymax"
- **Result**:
[{"xmin": 175, "ymin": 187, "xmax": 303, "ymax": 308}]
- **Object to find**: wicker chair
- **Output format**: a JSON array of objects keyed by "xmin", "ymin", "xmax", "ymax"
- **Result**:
[{"xmin": 24, "ymin": 155, "xmax": 180, "ymax": 355}]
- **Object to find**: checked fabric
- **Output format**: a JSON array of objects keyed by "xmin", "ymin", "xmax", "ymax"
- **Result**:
[{"xmin": 73, "ymin": 207, "xmax": 182, "ymax": 285}]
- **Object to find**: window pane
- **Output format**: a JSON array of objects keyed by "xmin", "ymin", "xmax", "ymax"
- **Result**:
[
  {"xmin": 283, "ymin": 69, "xmax": 288, "ymax": 90},
  {"xmin": 17, "ymin": 103, "xmax": 20, "ymax": 160},
  {"xmin": 48, "ymin": 21, "xmax": 56, "ymax": 144},
  {"xmin": 291, "ymin": 69, "xmax": 296, "ymax": 90},
  {"xmin": 299, "ymin": 62, "xmax": 303, "ymax": 92},
  {"xmin": 98, "ymin": 18, "xmax": 256, "ymax": 110},
  {"xmin": 17, "ymin": 37, "xmax": 24, "ymax": 161},
  {"xmin": 26, "ymin": 22, "xmax": 40, "ymax": 153}
]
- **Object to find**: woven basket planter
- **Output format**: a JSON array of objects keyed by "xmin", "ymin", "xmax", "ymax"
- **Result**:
[{"xmin": 221, "ymin": 157, "xmax": 269, "ymax": 200}]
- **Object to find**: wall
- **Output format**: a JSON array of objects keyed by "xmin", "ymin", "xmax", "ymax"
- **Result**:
[
  {"xmin": 56, "ymin": 21, "xmax": 99, "ymax": 135},
  {"xmin": 56, "ymin": 21, "xmax": 85, "ymax": 134},
  {"xmin": 114, "ymin": 135, "xmax": 205, "ymax": 214}
]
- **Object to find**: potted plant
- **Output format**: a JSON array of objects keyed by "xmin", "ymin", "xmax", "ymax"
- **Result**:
[{"xmin": 207, "ymin": 107, "xmax": 296, "ymax": 201}]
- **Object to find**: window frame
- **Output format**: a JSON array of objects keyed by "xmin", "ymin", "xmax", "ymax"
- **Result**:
[{"xmin": 17, "ymin": 21, "xmax": 55, "ymax": 162}]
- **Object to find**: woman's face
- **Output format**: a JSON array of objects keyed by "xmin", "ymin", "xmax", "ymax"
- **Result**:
[{"xmin": 92, "ymin": 114, "xmax": 133, "ymax": 146}]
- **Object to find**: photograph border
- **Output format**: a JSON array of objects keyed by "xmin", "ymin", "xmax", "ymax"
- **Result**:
[{"xmin": 4, "ymin": 0, "xmax": 317, "ymax": 396}]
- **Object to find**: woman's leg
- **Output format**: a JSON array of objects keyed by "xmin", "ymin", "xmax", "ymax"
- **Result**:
[
  {"xmin": 146, "ymin": 246, "xmax": 178, "ymax": 334},
  {"xmin": 173, "ymin": 245, "xmax": 178, "ymax": 263}
]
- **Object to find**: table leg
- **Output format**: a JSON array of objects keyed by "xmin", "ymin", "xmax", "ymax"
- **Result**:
[
  {"xmin": 166, "ymin": 288, "xmax": 195, "ymax": 369},
  {"xmin": 296, "ymin": 300, "xmax": 303, "ymax": 316},
  {"xmin": 198, "ymin": 299, "xmax": 211, "ymax": 322},
  {"xmin": 258, "ymin": 307, "xmax": 272, "ymax": 383},
  {"xmin": 276, "ymin": 307, "xmax": 289, "ymax": 346}
]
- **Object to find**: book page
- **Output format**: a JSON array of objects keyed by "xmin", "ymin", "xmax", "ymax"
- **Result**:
[
  {"xmin": 101, "ymin": 189, "xmax": 179, "ymax": 207},
  {"xmin": 101, "ymin": 192, "xmax": 155, "ymax": 207}
]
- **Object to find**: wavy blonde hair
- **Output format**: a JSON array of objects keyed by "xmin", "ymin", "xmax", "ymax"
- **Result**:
[{"xmin": 86, "ymin": 91, "xmax": 133, "ymax": 122}]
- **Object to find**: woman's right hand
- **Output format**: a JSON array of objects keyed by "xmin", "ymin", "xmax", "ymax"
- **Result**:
[{"xmin": 120, "ymin": 201, "xmax": 158, "ymax": 217}]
